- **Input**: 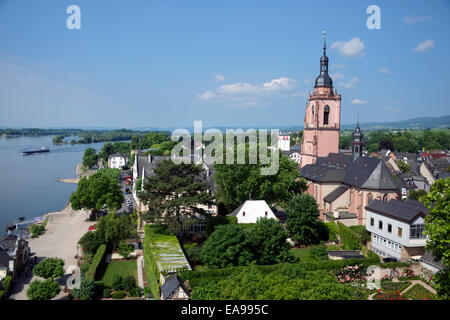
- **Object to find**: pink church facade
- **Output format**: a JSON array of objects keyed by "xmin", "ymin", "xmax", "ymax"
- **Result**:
[{"xmin": 299, "ymin": 37, "xmax": 401, "ymax": 226}]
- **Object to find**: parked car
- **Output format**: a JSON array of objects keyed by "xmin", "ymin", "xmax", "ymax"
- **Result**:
[{"xmin": 382, "ymin": 257, "xmax": 398, "ymax": 263}]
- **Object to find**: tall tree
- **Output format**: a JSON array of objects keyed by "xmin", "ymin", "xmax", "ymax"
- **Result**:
[
  {"xmin": 139, "ymin": 160, "xmax": 213, "ymax": 233},
  {"xmin": 70, "ymin": 168, "xmax": 123, "ymax": 215},
  {"xmin": 201, "ymin": 224, "xmax": 253, "ymax": 268},
  {"xmin": 285, "ymin": 194, "xmax": 322, "ymax": 247},
  {"xmin": 215, "ymin": 151, "xmax": 306, "ymax": 213},
  {"xmin": 248, "ymin": 218, "xmax": 293, "ymax": 265},
  {"xmin": 83, "ymin": 148, "xmax": 98, "ymax": 169},
  {"xmin": 422, "ymin": 178, "xmax": 450, "ymax": 266}
]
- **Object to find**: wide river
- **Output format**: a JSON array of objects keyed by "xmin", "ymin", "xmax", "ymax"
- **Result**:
[{"xmin": 0, "ymin": 135, "xmax": 105, "ymax": 235}]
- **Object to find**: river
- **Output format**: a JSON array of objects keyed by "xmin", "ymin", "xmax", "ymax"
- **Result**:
[{"xmin": 0, "ymin": 135, "xmax": 105, "ymax": 235}]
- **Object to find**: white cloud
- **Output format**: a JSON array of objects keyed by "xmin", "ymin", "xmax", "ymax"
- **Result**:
[
  {"xmin": 331, "ymin": 37, "xmax": 365, "ymax": 58},
  {"xmin": 330, "ymin": 72, "xmax": 345, "ymax": 80},
  {"xmin": 378, "ymin": 67, "xmax": 391, "ymax": 75},
  {"xmin": 340, "ymin": 77, "xmax": 359, "ymax": 89},
  {"xmin": 197, "ymin": 76, "xmax": 295, "ymax": 101},
  {"xmin": 352, "ymin": 98, "xmax": 368, "ymax": 105},
  {"xmin": 226, "ymin": 101, "xmax": 270, "ymax": 110},
  {"xmin": 413, "ymin": 40, "xmax": 435, "ymax": 52},
  {"xmin": 215, "ymin": 73, "xmax": 225, "ymax": 82},
  {"xmin": 331, "ymin": 64, "xmax": 346, "ymax": 70},
  {"xmin": 404, "ymin": 16, "xmax": 432, "ymax": 24}
]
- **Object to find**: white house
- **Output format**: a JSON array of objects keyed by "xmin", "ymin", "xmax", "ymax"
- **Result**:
[
  {"xmin": 365, "ymin": 199, "xmax": 428, "ymax": 262},
  {"xmin": 228, "ymin": 200, "xmax": 277, "ymax": 224},
  {"xmin": 278, "ymin": 135, "xmax": 290, "ymax": 152},
  {"xmin": 108, "ymin": 152, "xmax": 128, "ymax": 169}
]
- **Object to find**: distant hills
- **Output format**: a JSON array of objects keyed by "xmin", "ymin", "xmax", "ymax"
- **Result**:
[
  {"xmin": 340, "ymin": 115, "xmax": 450, "ymax": 131},
  {"xmin": 2, "ymin": 115, "xmax": 449, "ymax": 132}
]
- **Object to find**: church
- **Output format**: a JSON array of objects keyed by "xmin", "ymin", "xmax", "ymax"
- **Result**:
[{"xmin": 299, "ymin": 35, "xmax": 401, "ymax": 226}]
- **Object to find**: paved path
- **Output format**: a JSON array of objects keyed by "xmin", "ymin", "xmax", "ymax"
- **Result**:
[
  {"xmin": 137, "ymin": 256, "xmax": 144, "ymax": 289},
  {"xmin": 368, "ymin": 279, "xmax": 437, "ymax": 300},
  {"xmin": 400, "ymin": 280, "xmax": 437, "ymax": 296},
  {"xmin": 8, "ymin": 207, "xmax": 91, "ymax": 300}
]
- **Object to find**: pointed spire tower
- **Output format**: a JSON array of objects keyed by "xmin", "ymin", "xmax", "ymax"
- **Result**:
[
  {"xmin": 352, "ymin": 115, "xmax": 364, "ymax": 161},
  {"xmin": 300, "ymin": 31, "xmax": 341, "ymax": 168}
]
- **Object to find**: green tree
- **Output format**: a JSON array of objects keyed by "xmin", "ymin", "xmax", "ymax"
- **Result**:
[
  {"xmin": 408, "ymin": 189, "xmax": 427, "ymax": 201},
  {"xmin": 201, "ymin": 224, "xmax": 253, "ymax": 268},
  {"xmin": 215, "ymin": 151, "xmax": 306, "ymax": 213},
  {"xmin": 99, "ymin": 142, "xmax": 115, "ymax": 163},
  {"xmin": 396, "ymin": 160, "xmax": 411, "ymax": 174},
  {"xmin": 339, "ymin": 134, "xmax": 352, "ymax": 149},
  {"xmin": 433, "ymin": 267, "xmax": 450, "ymax": 300},
  {"xmin": 78, "ymin": 231, "xmax": 104, "ymax": 255},
  {"xmin": 118, "ymin": 241, "xmax": 134, "ymax": 259},
  {"xmin": 26, "ymin": 279, "xmax": 61, "ymax": 300},
  {"xmin": 248, "ymin": 218, "xmax": 293, "ymax": 265},
  {"xmin": 70, "ymin": 279, "xmax": 96, "ymax": 300},
  {"xmin": 33, "ymin": 258, "xmax": 65, "ymax": 279},
  {"xmin": 122, "ymin": 275, "xmax": 136, "ymax": 292},
  {"xmin": 139, "ymin": 160, "xmax": 213, "ymax": 233},
  {"xmin": 70, "ymin": 168, "xmax": 123, "ymax": 215},
  {"xmin": 285, "ymin": 194, "xmax": 322, "ymax": 246},
  {"xmin": 112, "ymin": 274, "xmax": 123, "ymax": 291},
  {"xmin": 130, "ymin": 135, "xmax": 140, "ymax": 150},
  {"xmin": 83, "ymin": 147, "xmax": 99, "ymax": 169},
  {"xmin": 422, "ymin": 178, "xmax": 450, "ymax": 266}
]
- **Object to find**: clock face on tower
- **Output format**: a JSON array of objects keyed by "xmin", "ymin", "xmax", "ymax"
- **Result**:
[{"xmin": 324, "ymin": 105, "xmax": 330, "ymax": 112}]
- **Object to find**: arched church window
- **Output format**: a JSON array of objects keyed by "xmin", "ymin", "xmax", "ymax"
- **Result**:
[
  {"xmin": 367, "ymin": 193, "xmax": 373, "ymax": 204},
  {"xmin": 324, "ymin": 106, "xmax": 330, "ymax": 125},
  {"xmin": 383, "ymin": 194, "xmax": 388, "ymax": 202}
]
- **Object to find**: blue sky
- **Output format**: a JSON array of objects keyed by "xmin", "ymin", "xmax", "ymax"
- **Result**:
[{"xmin": 0, "ymin": 0, "xmax": 449, "ymax": 129}]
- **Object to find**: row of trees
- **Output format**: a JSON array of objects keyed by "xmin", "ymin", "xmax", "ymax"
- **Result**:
[{"xmin": 339, "ymin": 129, "xmax": 450, "ymax": 153}]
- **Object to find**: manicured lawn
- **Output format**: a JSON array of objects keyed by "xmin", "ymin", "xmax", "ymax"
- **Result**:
[
  {"xmin": 100, "ymin": 260, "xmax": 138, "ymax": 287},
  {"xmin": 403, "ymin": 284, "xmax": 437, "ymax": 300},
  {"xmin": 381, "ymin": 280, "xmax": 411, "ymax": 293},
  {"xmin": 290, "ymin": 247, "xmax": 316, "ymax": 262}
]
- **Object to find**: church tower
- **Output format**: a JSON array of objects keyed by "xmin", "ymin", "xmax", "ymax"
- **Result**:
[
  {"xmin": 352, "ymin": 118, "xmax": 364, "ymax": 161},
  {"xmin": 300, "ymin": 33, "xmax": 341, "ymax": 168}
]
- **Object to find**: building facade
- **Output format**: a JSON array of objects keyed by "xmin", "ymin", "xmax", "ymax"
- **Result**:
[
  {"xmin": 300, "ymin": 37, "xmax": 341, "ymax": 167},
  {"xmin": 108, "ymin": 152, "xmax": 128, "ymax": 169},
  {"xmin": 365, "ymin": 199, "xmax": 428, "ymax": 262}
]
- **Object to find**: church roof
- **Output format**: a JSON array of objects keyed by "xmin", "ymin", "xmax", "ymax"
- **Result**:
[{"xmin": 300, "ymin": 153, "xmax": 401, "ymax": 190}]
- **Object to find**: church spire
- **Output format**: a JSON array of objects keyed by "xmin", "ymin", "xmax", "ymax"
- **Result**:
[
  {"xmin": 315, "ymin": 30, "xmax": 333, "ymax": 88},
  {"xmin": 352, "ymin": 116, "xmax": 364, "ymax": 161}
]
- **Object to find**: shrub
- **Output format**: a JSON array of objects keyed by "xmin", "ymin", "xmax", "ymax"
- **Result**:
[
  {"xmin": 0, "ymin": 290, "xmax": 4, "ymax": 300},
  {"xmin": 80, "ymin": 263, "xmax": 90, "ymax": 275},
  {"xmin": 70, "ymin": 279, "xmax": 96, "ymax": 300},
  {"xmin": 337, "ymin": 222, "xmax": 361, "ymax": 250},
  {"xmin": 349, "ymin": 225, "xmax": 371, "ymax": 244},
  {"xmin": 111, "ymin": 290, "xmax": 127, "ymax": 299},
  {"xmin": 26, "ymin": 279, "xmax": 61, "ymax": 300},
  {"xmin": 309, "ymin": 243, "xmax": 329, "ymax": 261},
  {"xmin": 103, "ymin": 287, "xmax": 112, "ymax": 298},
  {"xmin": 183, "ymin": 243, "xmax": 203, "ymax": 265},
  {"xmin": 325, "ymin": 222, "xmax": 339, "ymax": 242},
  {"xmin": 122, "ymin": 275, "xmax": 136, "ymax": 292},
  {"xmin": 129, "ymin": 287, "xmax": 141, "ymax": 297},
  {"xmin": 118, "ymin": 241, "xmax": 134, "ymax": 259},
  {"xmin": 1, "ymin": 275, "xmax": 12, "ymax": 292},
  {"xmin": 112, "ymin": 274, "xmax": 123, "ymax": 291},
  {"xmin": 33, "ymin": 257, "xmax": 65, "ymax": 279},
  {"xmin": 85, "ymin": 244, "xmax": 107, "ymax": 280},
  {"xmin": 78, "ymin": 231, "xmax": 103, "ymax": 255}
]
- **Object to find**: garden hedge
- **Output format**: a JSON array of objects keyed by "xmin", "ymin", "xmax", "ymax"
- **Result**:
[
  {"xmin": 337, "ymin": 222, "xmax": 361, "ymax": 250},
  {"xmin": 85, "ymin": 244, "xmax": 107, "ymax": 280}
]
